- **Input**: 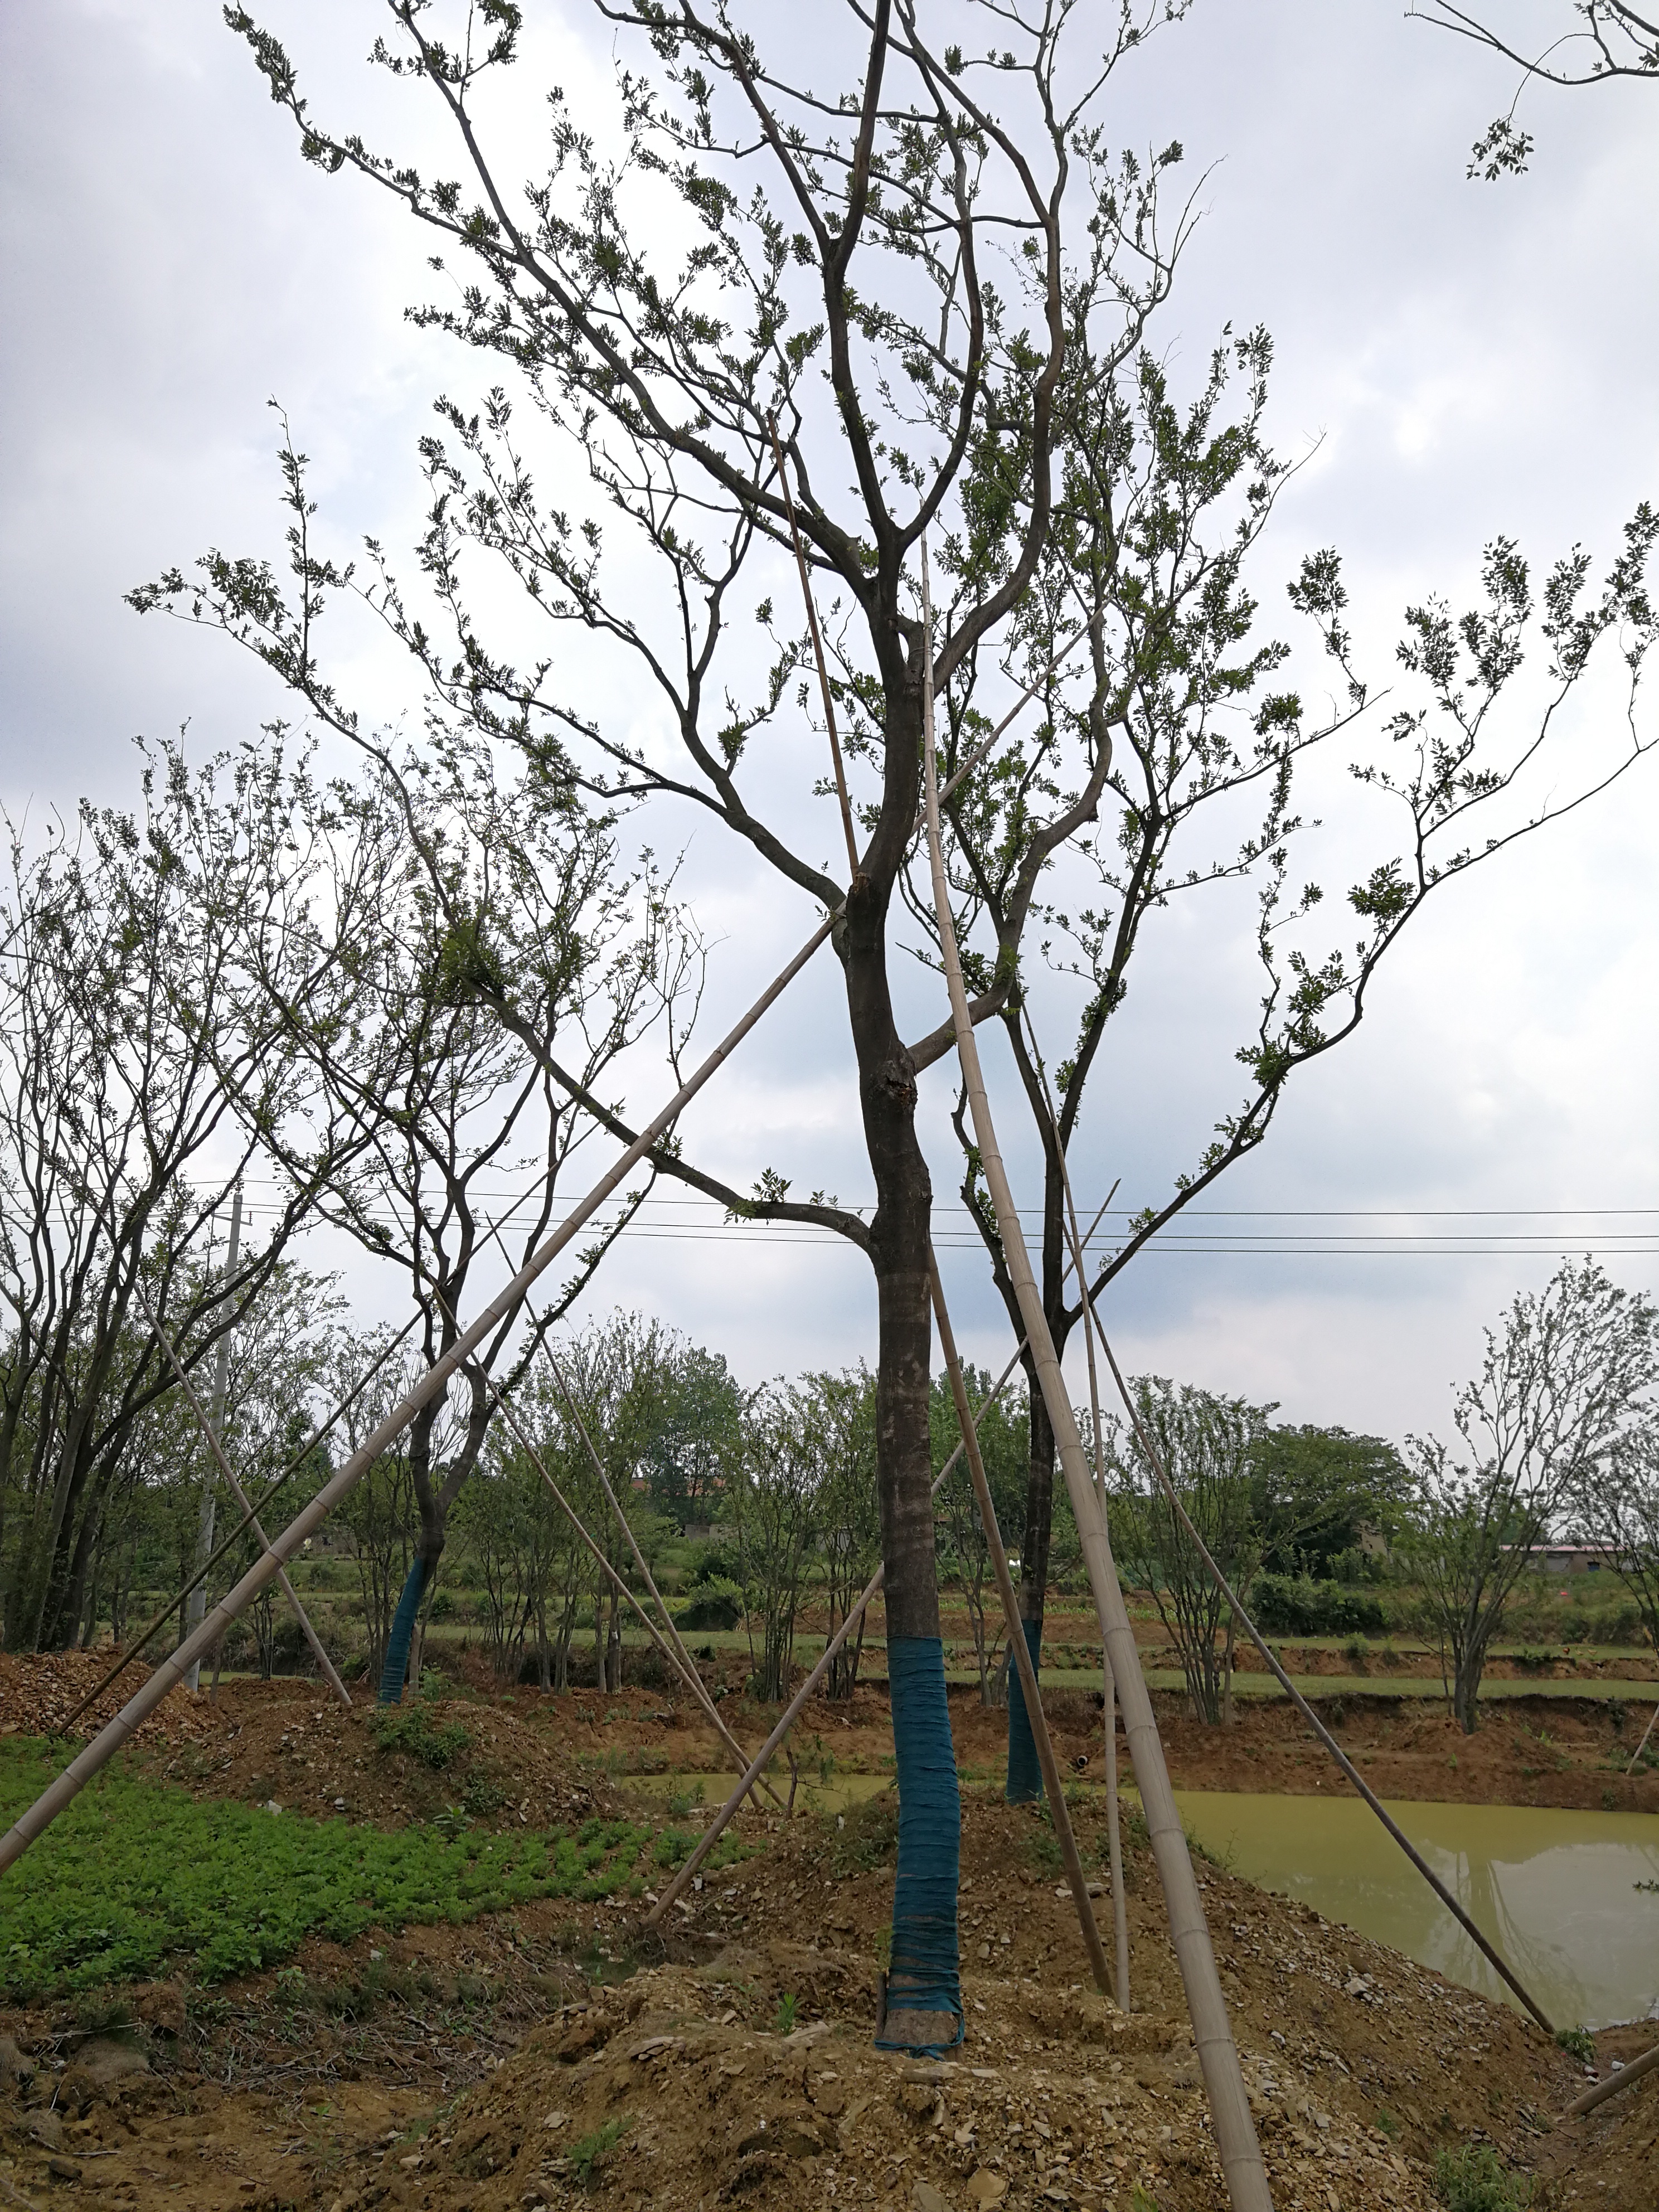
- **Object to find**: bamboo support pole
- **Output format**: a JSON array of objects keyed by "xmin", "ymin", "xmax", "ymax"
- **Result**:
[
  {"xmin": 917, "ymin": 540, "xmax": 1272, "ymax": 2212},
  {"xmin": 1088, "ymin": 1320, "xmax": 1556, "ymax": 2038},
  {"xmin": 132, "ymin": 1278, "xmax": 350, "ymax": 1707},
  {"xmin": 927, "ymin": 1249, "xmax": 1116, "ymax": 2003},
  {"xmin": 1563, "ymin": 2038, "xmax": 1659, "ymax": 2119},
  {"xmin": 1023, "ymin": 1029, "xmax": 1133, "ymax": 2006},
  {"xmin": 1626, "ymin": 1697, "xmax": 1658, "ymax": 1778},
  {"xmin": 63, "ymin": 1314, "xmax": 423, "ymax": 1730},
  {"xmin": 0, "ymin": 908, "xmax": 837, "ymax": 1880},
  {"xmin": 644, "ymin": 1343, "xmax": 1027, "ymax": 1928}
]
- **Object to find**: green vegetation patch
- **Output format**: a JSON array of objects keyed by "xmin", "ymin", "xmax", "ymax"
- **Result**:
[
  {"xmin": 1434, "ymin": 2142, "xmax": 1533, "ymax": 2212},
  {"xmin": 0, "ymin": 1739, "xmax": 725, "ymax": 2001}
]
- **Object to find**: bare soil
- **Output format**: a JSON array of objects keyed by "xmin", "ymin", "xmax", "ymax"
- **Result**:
[{"xmin": 0, "ymin": 1655, "xmax": 1654, "ymax": 2210}]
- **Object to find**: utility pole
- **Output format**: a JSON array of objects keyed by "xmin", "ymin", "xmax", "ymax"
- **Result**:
[{"xmin": 180, "ymin": 1184, "xmax": 240, "ymax": 1692}]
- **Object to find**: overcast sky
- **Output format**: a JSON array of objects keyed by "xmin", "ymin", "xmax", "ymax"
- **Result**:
[{"xmin": 2, "ymin": 0, "xmax": 1656, "ymax": 1446}]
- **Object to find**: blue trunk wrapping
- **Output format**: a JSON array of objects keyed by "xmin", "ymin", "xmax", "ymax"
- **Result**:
[
  {"xmin": 377, "ymin": 1555, "xmax": 428, "ymax": 1705},
  {"xmin": 1005, "ymin": 1616, "xmax": 1044, "ymax": 1802},
  {"xmin": 877, "ymin": 1636, "xmax": 963, "ymax": 2055}
]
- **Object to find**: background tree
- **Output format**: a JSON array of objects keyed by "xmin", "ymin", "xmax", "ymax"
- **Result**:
[
  {"xmin": 1400, "ymin": 1259, "xmax": 1657, "ymax": 1733},
  {"xmin": 726, "ymin": 1380, "xmax": 823, "ymax": 1703},
  {"xmin": 1579, "ymin": 1419, "xmax": 1659, "ymax": 1676},
  {"xmin": 224, "ymin": 743, "xmax": 690, "ymax": 1702},
  {"xmin": 639, "ymin": 1344, "xmax": 743, "ymax": 1531},
  {"xmin": 0, "ymin": 745, "xmax": 333, "ymax": 1651},
  {"xmin": 1250, "ymin": 1424, "xmax": 1411, "ymax": 1582},
  {"xmin": 801, "ymin": 1365, "xmax": 881, "ymax": 1703},
  {"xmin": 1106, "ymin": 1377, "xmax": 1273, "ymax": 1726}
]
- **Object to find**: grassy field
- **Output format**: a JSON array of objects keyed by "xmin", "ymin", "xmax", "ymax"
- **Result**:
[{"xmin": 0, "ymin": 1739, "xmax": 723, "ymax": 2003}]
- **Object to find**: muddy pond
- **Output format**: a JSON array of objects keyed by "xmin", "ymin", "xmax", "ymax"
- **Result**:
[
  {"xmin": 637, "ymin": 1771, "xmax": 1658, "ymax": 2029},
  {"xmin": 1175, "ymin": 1791, "xmax": 1659, "ymax": 2031}
]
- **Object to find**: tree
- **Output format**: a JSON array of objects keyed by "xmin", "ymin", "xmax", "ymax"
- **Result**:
[
  {"xmin": 801, "ymin": 1365, "xmax": 881, "ymax": 1702},
  {"xmin": 1250, "ymin": 1425, "xmax": 1411, "ymax": 1582},
  {"xmin": 926, "ymin": 306, "xmax": 1656, "ymax": 1792},
  {"xmin": 158, "ymin": 0, "xmax": 1202, "ymax": 2047},
  {"xmin": 1400, "ymin": 1260, "xmax": 1656, "ymax": 1733},
  {"xmin": 219, "ymin": 743, "xmax": 690, "ymax": 1700},
  {"xmin": 1412, "ymin": 3, "xmax": 1658, "ymax": 178},
  {"xmin": 726, "ymin": 1381, "xmax": 823, "ymax": 1702},
  {"xmin": 0, "ymin": 744, "xmax": 331, "ymax": 1650},
  {"xmin": 639, "ymin": 1343, "xmax": 743, "ymax": 1530},
  {"xmin": 1105, "ymin": 1377, "xmax": 1272, "ymax": 1726},
  {"xmin": 1580, "ymin": 1419, "xmax": 1659, "ymax": 1670}
]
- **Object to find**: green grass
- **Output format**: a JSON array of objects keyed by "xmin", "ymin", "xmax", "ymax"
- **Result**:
[
  {"xmin": 0, "ymin": 1738, "xmax": 736, "ymax": 2001},
  {"xmin": 1434, "ymin": 2142, "xmax": 1532, "ymax": 2210}
]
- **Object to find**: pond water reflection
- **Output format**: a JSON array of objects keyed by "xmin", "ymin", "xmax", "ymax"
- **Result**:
[{"xmin": 1173, "ymin": 1792, "xmax": 1659, "ymax": 2030}]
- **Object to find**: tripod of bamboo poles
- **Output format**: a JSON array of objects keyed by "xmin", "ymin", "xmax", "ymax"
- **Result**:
[
  {"xmin": 62, "ymin": 1313, "xmax": 423, "ymax": 1731},
  {"xmin": 130, "ymin": 1272, "xmax": 351, "ymax": 1707},
  {"xmin": 1015, "ymin": 1013, "xmax": 1558, "ymax": 2038},
  {"xmin": 0, "ymin": 902, "xmax": 840, "ymax": 1879},
  {"xmin": 916, "ymin": 538, "xmax": 1273, "ymax": 2212}
]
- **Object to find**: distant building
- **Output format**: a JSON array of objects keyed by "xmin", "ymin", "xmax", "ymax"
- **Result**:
[{"xmin": 1503, "ymin": 1541, "xmax": 1623, "ymax": 1577}]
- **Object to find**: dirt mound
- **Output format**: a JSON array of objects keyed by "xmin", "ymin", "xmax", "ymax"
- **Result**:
[
  {"xmin": 356, "ymin": 1789, "xmax": 1583, "ymax": 2210},
  {"xmin": 0, "ymin": 1648, "xmax": 219, "ymax": 1747},
  {"xmin": 0, "ymin": 1656, "xmax": 615, "ymax": 1832},
  {"xmin": 123, "ymin": 1677, "xmax": 612, "ymax": 1832}
]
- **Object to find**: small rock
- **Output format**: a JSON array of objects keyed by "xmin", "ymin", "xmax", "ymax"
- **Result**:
[
  {"xmin": 965, "ymin": 2176, "xmax": 1008, "ymax": 2206},
  {"xmin": 913, "ymin": 2185, "xmax": 951, "ymax": 2212},
  {"xmin": 47, "ymin": 2155, "xmax": 83, "ymax": 2183}
]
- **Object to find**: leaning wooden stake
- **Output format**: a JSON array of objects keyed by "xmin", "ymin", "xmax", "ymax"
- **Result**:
[
  {"xmin": 646, "ymin": 1345, "xmax": 1027, "ymax": 1928},
  {"xmin": 132, "ymin": 1277, "xmax": 350, "ymax": 1707},
  {"xmin": 917, "ymin": 540, "xmax": 1272, "ymax": 2212},
  {"xmin": 1563, "ymin": 2037, "xmax": 1659, "ymax": 2119},
  {"xmin": 1023, "ymin": 1033, "xmax": 1133, "ymax": 2009},
  {"xmin": 928, "ymin": 1250, "xmax": 1116, "ymax": 2004},
  {"xmin": 0, "ymin": 908, "xmax": 838, "ymax": 1880},
  {"xmin": 1089, "ymin": 1320, "xmax": 1556, "ymax": 2038}
]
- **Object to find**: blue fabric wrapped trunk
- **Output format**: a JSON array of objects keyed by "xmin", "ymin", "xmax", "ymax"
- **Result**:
[{"xmin": 877, "ymin": 1635, "xmax": 963, "ymax": 2055}]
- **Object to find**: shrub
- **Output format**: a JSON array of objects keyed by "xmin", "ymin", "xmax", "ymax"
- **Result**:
[
  {"xmin": 370, "ymin": 1705, "xmax": 473, "ymax": 1770},
  {"xmin": 675, "ymin": 1578, "xmax": 744, "ymax": 1632},
  {"xmin": 1249, "ymin": 1574, "xmax": 1389, "ymax": 1637},
  {"xmin": 1434, "ymin": 2143, "xmax": 1532, "ymax": 2211},
  {"xmin": 829, "ymin": 1791, "xmax": 899, "ymax": 1875}
]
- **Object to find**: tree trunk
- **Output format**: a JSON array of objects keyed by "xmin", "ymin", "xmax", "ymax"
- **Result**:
[
  {"xmin": 1008, "ymin": 1381, "xmax": 1055, "ymax": 1799},
  {"xmin": 841, "ymin": 866, "xmax": 961, "ymax": 2054}
]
